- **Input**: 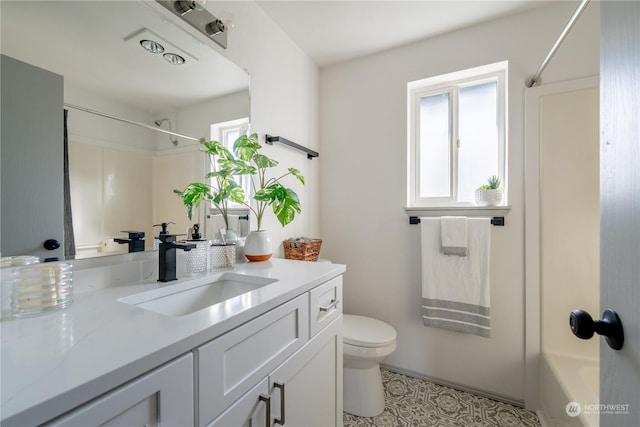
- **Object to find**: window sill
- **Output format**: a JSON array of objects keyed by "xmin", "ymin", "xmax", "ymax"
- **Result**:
[{"xmin": 404, "ymin": 205, "xmax": 511, "ymax": 225}]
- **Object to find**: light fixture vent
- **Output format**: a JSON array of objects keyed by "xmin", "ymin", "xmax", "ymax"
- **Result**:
[
  {"xmin": 124, "ymin": 28, "xmax": 198, "ymax": 67},
  {"xmin": 163, "ymin": 53, "xmax": 185, "ymax": 65},
  {"xmin": 140, "ymin": 39, "xmax": 165, "ymax": 54}
]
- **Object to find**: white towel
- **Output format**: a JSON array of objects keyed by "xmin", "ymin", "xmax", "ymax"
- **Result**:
[
  {"xmin": 420, "ymin": 217, "xmax": 491, "ymax": 337},
  {"xmin": 441, "ymin": 216, "xmax": 468, "ymax": 256}
]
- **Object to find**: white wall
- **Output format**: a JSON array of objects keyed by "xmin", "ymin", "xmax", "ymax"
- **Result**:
[
  {"xmin": 149, "ymin": 0, "xmax": 320, "ymax": 250},
  {"xmin": 153, "ymin": 89, "xmax": 250, "ymax": 152},
  {"xmin": 69, "ymin": 141, "xmax": 154, "ymax": 256},
  {"xmin": 65, "ymin": 84, "xmax": 156, "ymax": 255},
  {"xmin": 541, "ymin": 88, "xmax": 599, "ymax": 359},
  {"xmin": 207, "ymin": 1, "xmax": 321, "ymax": 254},
  {"xmin": 319, "ymin": 2, "xmax": 600, "ymax": 402},
  {"xmin": 66, "ymin": 0, "xmax": 322, "ymax": 254},
  {"xmin": 65, "ymin": 84, "xmax": 156, "ymax": 154},
  {"xmin": 152, "ymin": 90, "xmax": 251, "ymax": 235}
]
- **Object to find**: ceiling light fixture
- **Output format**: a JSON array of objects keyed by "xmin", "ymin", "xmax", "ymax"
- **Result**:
[
  {"xmin": 205, "ymin": 19, "xmax": 226, "ymax": 36},
  {"xmin": 174, "ymin": 0, "xmax": 207, "ymax": 15},
  {"xmin": 140, "ymin": 39, "xmax": 165, "ymax": 54},
  {"xmin": 163, "ymin": 52, "xmax": 186, "ymax": 65},
  {"xmin": 156, "ymin": 0, "xmax": 229, "ymax": 49}
]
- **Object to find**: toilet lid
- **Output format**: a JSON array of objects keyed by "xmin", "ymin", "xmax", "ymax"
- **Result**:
[{"xmin": 343, "ymin": 315, "xmax": 397, "ymax": 347}]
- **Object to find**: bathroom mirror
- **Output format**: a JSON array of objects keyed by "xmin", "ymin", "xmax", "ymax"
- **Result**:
[{"xmin": 1, "ymin": 1, "xmax": 250, "ymax": 260}]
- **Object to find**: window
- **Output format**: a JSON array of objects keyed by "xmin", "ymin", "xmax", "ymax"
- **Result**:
[
  {"xmin": 210, "ymin": 118, "xmax": 250, "ymax": 204},
  {"xmin": 407, "ymin": 62, "xmax": 507, "ymax": 207},
  {"xmin": 211, "ymin": 118, "xmax": 250, "ymax": 153}
]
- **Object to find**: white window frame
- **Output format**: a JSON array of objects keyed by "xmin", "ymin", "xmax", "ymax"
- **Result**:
[
  {"xmin": 407, "ymin": 61, "xmax": 507, "ymax": 208},
  {"xmin": 210, "ymin": 117, "xmax": 250, "ymax": 206}
]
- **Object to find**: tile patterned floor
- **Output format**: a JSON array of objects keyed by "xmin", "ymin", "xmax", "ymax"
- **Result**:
[{"xmin": 343, "ymin": 370, "xmax": 541, "ymax": 427}]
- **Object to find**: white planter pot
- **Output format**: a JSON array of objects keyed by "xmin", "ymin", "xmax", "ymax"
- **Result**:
[
  {"xmin": 244, "ymin": 230, "xmax": 272, "ymax": 262},
  {"xmin": 475, "ymin": 189, "xmax": 503, "ymax": 206}
]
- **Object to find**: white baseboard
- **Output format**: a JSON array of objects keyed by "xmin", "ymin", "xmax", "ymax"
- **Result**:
[{"xmin": 537, "ymin": 409, "xmax": 552, "ymax": 427}]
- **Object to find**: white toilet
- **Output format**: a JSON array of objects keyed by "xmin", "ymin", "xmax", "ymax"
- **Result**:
[{"xmin": 343, "ymin": 314, "xmax": 397, "ymax": 417}]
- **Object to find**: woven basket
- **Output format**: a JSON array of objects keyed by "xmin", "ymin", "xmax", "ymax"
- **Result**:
[{"xmin": 283, "ymin": 239, "xmax": 322, "ymax": 262}]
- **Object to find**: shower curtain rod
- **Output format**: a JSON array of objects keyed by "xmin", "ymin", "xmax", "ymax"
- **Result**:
[
  {"xmin": 64, "ymin": 103, "xmax": 205, "ymax": 143},
  {"xmin": 525, "ymin": 0, "xmax": 590, "ymax": 88}
]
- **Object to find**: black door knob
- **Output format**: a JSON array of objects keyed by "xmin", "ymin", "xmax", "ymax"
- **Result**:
[
  {"xmin": 43, "ymin": 239, "xmax": 60, "ymax": 250},
  {"xmin": 570, "ymin": 309, "xmax": 624, "ymax": 350}
]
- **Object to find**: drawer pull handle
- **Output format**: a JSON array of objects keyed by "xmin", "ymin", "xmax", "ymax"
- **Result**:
[
  {"xmin": 274, "ymin": 382, "xmax": 286, "ymax": 425},
  {"xmin": 259, "ymin": 394, "xmax": 271, "ymax": 427},
  {"xmin": 319, "ymin": 299, "xmax": 339, "ymax": 312}
]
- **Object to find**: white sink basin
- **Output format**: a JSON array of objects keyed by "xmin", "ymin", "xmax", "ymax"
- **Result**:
[{"xmin": 118, "ymin": 273, "xmax": 277, "ymax": 317}]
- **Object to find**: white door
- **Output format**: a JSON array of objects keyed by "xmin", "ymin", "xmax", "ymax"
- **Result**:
[
  {"xmin": 600, "ymin": 1, "xmax": 640, "ymax": 426},
  {"xmin": 1, "ymin": 55, "xmax": 65, "ymax": 261}
]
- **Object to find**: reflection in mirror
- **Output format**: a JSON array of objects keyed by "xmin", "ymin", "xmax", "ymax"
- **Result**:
[{"xmin": 0, "ymin": 1, "xmax": 250, "ymax": 261}]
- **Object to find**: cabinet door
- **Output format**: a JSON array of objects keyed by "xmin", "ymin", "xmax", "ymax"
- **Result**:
[
  {"xmin": 45, "ymin": 354, "xmax": 193, "ymax": 426},
  {"xmin": 197, "ymin": 294, "xmax": 309, "ymax": 425},
  {"xmin": 269, "ymin": 316, "xmax": 343, "ymax": 427},
  {"xmin": 206, "ymin": 378, "xmax": 269, "ymax": 427}
]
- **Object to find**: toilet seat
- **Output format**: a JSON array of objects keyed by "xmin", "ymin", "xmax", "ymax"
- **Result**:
[{"xmin": 343, "ymin": 314, "xmax": 396, "ymax": 347}]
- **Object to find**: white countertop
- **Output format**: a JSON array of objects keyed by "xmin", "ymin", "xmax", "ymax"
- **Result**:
[{"xmin": 0, "ymin": 257, "xmax": 345, "ymax": 425}]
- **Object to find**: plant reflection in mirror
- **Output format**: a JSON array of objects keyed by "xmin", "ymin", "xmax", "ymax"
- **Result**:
[
  {"xmin": 174, "ymin": 140, "xmax": 248, "ymax": 229},
  {"xmin": 174, "ymin": 133, "xmax": 304, "ymax": 231}
]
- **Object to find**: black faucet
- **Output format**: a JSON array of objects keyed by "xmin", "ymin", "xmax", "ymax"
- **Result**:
[
  {"xmin": 114, "ymin": 231, "xmax": 146, "ymax": 253},
  {"xmin": 158, "ymin": 234, "xmax": 196, "ymax": 282}
]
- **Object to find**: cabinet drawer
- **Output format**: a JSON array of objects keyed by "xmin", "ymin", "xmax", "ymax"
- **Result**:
[
  {"xmin": 309, "ymin": 276, "xmax": 343, "ymax": 337},
  {"xmin": 197, "ymin": 294, "xmax": 309, "ymax": 426}
]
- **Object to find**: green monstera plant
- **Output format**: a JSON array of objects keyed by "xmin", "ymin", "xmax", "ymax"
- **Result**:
[
  {"xmin": 233, "ymin": 133, "xmax": 305, "ymax": 230},
  {"xmin": 174, "ymin": 133, "xmax": 304, "ymax": 232},
  {"xmin": 174, "ymin": 140, "xmax": 250, "ymax": 230}
]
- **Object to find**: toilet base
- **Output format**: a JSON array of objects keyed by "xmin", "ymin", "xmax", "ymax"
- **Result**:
[{"xmin": 343, "ymin": 365, "xmax": 385, "ymax": 417}]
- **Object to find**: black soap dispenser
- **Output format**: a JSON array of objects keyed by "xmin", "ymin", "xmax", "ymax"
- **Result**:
[
  {"xmin": 186, "ymin": 223, "xmax": 208, "ymax": 276},
  {"xmin": 189, "ymin": 223, "xmax": 203, "ymax": 241}
]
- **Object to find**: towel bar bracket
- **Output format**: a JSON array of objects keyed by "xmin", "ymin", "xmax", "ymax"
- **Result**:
[
  {"xmin": 409, "ymin": 216, "xmax": 505, "ymax": 226},
  {"xmin": 490, "ymin": 217, "xmax": 505, "ymax": 226},
  {"xmin": 265, "ymin": 134, "xmax": 319, "ymax": 159}
]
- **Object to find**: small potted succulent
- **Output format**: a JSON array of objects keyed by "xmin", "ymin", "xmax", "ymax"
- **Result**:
[{"xmin": 475, "ymin": 175, "xmax": 503, "ymax": 206}]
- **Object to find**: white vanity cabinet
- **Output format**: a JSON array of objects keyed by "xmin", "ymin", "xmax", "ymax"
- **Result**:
[
  {"xmin": 45, "ymin": 354, "xmax": 194, "ymax": 426},
  {"xmin": 202, "ymin": 276, "xmax": 343, "ymax": 427},
  {"xmin": 1, "ymin": 262, "xmax": 345, "ymax": 427}
]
